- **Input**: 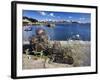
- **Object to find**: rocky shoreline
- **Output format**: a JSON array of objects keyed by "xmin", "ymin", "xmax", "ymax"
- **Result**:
[{"xmin": 22, "ymin": 40, "xmax": 90, "ymax": 69}]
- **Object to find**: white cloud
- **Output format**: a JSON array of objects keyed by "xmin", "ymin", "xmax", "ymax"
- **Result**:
[
  {"xmin": 79, "ymin": 17, "xmax": 85, "ymax": 20},
  {"xmin": 49, "ymin": 13, "xmax": 55, "ymax": 17},
  {"xmin": 68, "ymin": 16, "xmax": 72, "ymax": 19},
  {"xmin": 48, "ymin": 19, "xmax": 51, "ymax": 21},
  {"xmin": 57, "ymin": 16, "xmax": 60, "ymax": 18},
  {"xmin": 39, "ymin": 11, "xmax": 46, "ymax": 16}
]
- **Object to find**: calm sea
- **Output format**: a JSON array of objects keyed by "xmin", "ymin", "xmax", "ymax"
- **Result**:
[{"xmin": 22, "ymin": 23, "xmax": 90, "ymax": 41}]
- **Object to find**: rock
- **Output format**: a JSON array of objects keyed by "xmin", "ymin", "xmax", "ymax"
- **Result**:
[{"xmin": 63, "ymin": 56, "xmax": 74, "ymax": 64}]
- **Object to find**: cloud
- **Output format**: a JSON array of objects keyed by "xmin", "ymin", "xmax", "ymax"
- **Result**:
[
  {"xmin": 57, "ymin": 16, "xmax": 60, "ymax": 18},
  {"xmin": 79, "ymin": 17, "xmax": 85, "ymax": 20},
  {"xmin": 39, "ymin": 11, "xmax": 46, "ymax": 16},
  {"xmin": 68, "ymin": 16, "xmax": 72, "ymax": 19},
  {"xmin": 49, "ymin": 13, "xmax": 55, "ymax": 17}
]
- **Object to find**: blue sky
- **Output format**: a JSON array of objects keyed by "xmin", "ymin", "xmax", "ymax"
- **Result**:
[{"xmin": 23, "ymin": 10, "xmax": 91, "ymax": 23}]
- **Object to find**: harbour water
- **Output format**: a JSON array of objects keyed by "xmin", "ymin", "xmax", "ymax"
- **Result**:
[{"xmin": 22, "ymin": 23, "xmax": 90, "ymax": 41}]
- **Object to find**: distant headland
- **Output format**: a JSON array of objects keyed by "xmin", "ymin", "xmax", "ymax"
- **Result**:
[{"xmin": 23, "ymin": 16, "xmax": 90, "ymax": 26}]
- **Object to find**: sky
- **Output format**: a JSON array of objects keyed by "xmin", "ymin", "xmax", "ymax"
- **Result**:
[{"xmin": 23, "ymin": 10, "xmax": 91, "ymax": 23}]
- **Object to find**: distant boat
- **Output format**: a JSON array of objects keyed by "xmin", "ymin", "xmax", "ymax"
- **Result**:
[
  {"xmin": 75, "ymin": 34, "xmax": 80, "ymax": 40},
  {"xmin": 46, "ymin": 23, "xmax": 55, "ymax": 28},
  {"xmin": 76, "ymin": 34, "xmax": 80, "ymax": 38},
  {"xmin": 71, "ymin": 34, "xmax": 80, "ymax": 40},
  {"xmin": 24, "ymin": 27, "xmax": 32, "ymax": 31}
]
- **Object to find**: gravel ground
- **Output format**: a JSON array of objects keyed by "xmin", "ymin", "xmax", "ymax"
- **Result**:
[{"xmin": 22, "ymin": 54, "xmax": 73, "ymax": 69}]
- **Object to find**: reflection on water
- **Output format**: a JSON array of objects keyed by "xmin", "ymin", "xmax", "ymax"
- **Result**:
[{"xmin": 22, "ymin": 23, "xmax": 90, "ymax": 41}]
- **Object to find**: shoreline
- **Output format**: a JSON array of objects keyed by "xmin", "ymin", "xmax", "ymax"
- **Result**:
[{"xmin": 23, "ymin": 40, "xmax": 90, "ymax": 45}]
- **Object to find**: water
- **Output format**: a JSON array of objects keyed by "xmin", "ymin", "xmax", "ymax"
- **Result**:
[{"xmin": 22, "ymin": 23, "xmax": 90, "ymax": 41}]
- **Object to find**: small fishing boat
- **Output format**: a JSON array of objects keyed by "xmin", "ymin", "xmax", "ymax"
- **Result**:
[
  {"xmin": 24, "ymin": 27, "xmax": 32, "ymax": 31},
  {"xmin": 46, "ymin": 23, "xmax": 55, "ymax": 28}
]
